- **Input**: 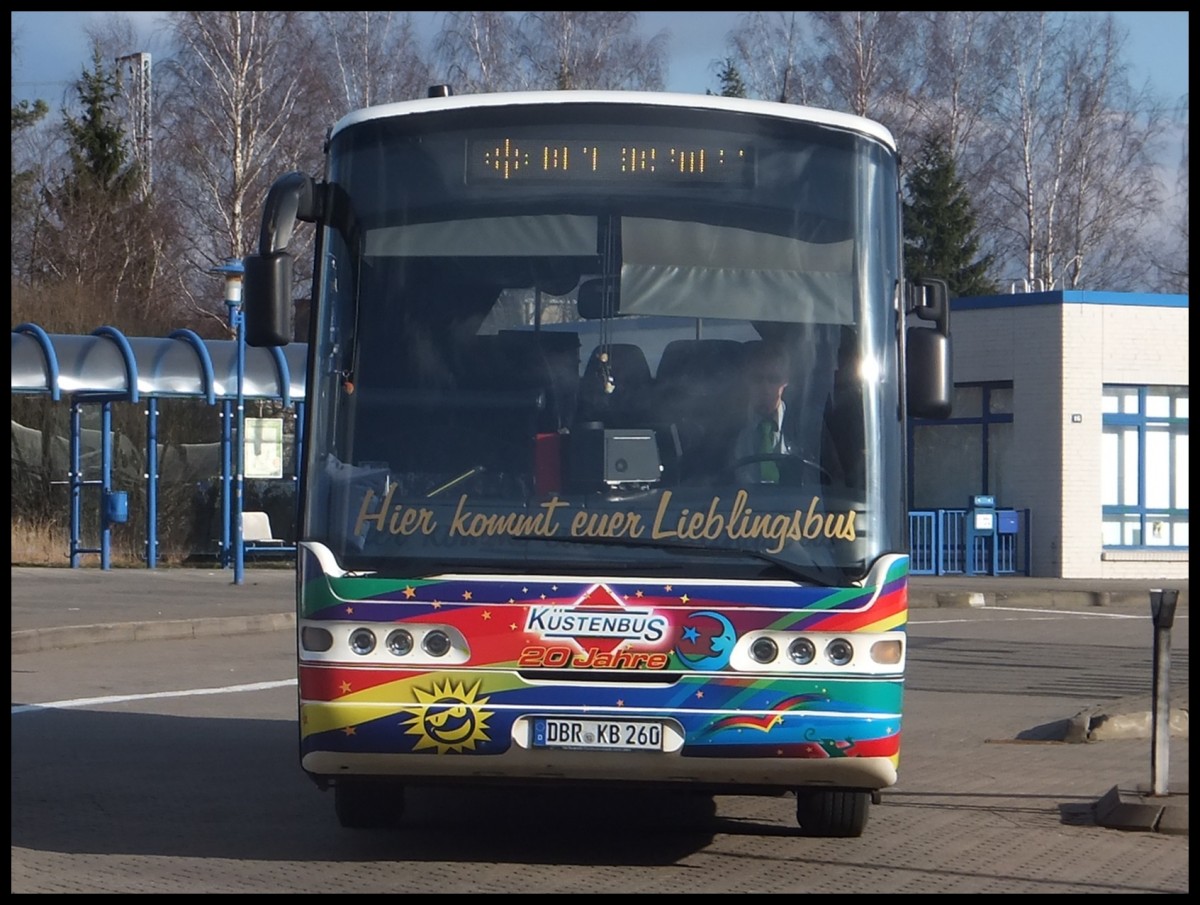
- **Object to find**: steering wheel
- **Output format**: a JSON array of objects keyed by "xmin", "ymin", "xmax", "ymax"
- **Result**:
[{"xmin": 731, "ymin": 452, "xmax": 831, "ymax": 485}]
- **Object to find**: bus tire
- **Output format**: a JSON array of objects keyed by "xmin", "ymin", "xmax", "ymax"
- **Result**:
[
  {"xmin": 794, "ymin": 788, "xmax": 870, "ymax": 837},
  {"xmin": 334, "ymin": 779, "xmax": 405, "ymax": 829}
]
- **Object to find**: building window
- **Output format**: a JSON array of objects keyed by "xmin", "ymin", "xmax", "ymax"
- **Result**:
[
  {"xmin": 1102, "ymin": 386, "xmax": 1188, "ymax": 548},
  {"xmin": 909, "ymin": 382, "xmax": 1014, "ymax": 510}
]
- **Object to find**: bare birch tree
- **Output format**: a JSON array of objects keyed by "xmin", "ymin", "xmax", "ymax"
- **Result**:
[
  {"xmin": 155, "ymin": 11, "xmax": 324, "ymax": 326},
  {"xmin": 984, "ymin": 12, "xmax": 1163, "ymax": 291},
  {"xmin": 1052, "ymin": 15, "xmax": 1163, "ymax": 289},
  {"xmin": 808, "ymin": 11, "xmax": 917, "ymax": 120},
  {"xmin": 516, "ymin": 12, "xmax": 667, "ymax": 91},
  {"xmin": 724, "ymin": 12, "xmax": 817, "ymax": 105},
  {"xmin": 433, "ymin": 11, "xmax": 527, "ymax": 94},
  {"xmin": 903, "ymin": 11, "xmax": 1000, "ymax": 164},
  {"xmin": 316, "ymin": 11, "xmax": 431, "ymax": 117}
]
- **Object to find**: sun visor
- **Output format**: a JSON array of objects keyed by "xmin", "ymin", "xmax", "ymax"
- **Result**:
[
  {"xmin": 365, "ymin": 214, "xmax": 598, "ymax": 257},
  {"xmin": 618, "ymin": 217, "xmax": 855, "ymax": 325}
]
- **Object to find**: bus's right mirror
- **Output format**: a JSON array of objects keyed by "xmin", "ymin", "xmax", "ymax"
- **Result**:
[
  {"xmin": 243, "ymin": 252, "xmax": 294, "ymax": 347},
  {"xmin": 244, "ymin": 171, "xmax": 321, "ymax": 347},
  {"xmin": 906, "ymin": 278, "xmax": 952, "ymax": 419}
]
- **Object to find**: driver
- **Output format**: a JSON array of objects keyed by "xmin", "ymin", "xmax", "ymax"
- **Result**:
[{"xmin": 732, "ymin": 342, "xmax": 794, "ymax": 483}]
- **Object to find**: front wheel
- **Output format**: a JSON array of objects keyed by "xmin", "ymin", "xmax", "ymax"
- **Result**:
[
  {"xmin": 334, "ymin": 779, "xmax": 406, "ymax": 829},
  {"xmin": 794, "ymin": 788, "xmax": 870, "ymax": 837}
]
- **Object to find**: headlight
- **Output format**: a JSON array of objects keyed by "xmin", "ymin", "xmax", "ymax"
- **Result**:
[
  {"xmin": 386, "ymin": 629, "xmax": 414, "ymax": 656},
  {"xmin": 749, "ymin": 637, "xmax": 778, "ymax": 664},
  {"xmin": 825, "ymin": 638, "xmax": 853, "ymax": 666},
  {"xmin": 788, "ymin": 637, "xmax": 816, "ymax": 665},
  {"xmin": 348, "ymin": 628, "xmax": 376, "ymax": 655},
  {"xmin": 422, "ymin": 629, "xmax": 452, "ymax": 657}
]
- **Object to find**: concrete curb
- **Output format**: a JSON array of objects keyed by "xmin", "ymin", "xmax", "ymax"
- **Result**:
[
  {"xmin": 10, "ymin": 612, "xmax": 296, "ymax": 655},
  {"xmin": 909, "ymin": 589, "xmax": 1166, "ymax": 609},
  {"xmin": 1094, "ymin": 782, "xmax": 1189, "ymax": 835}
]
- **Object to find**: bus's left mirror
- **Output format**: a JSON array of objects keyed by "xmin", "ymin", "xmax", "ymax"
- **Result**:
[{"xmin": 244, "ymin": 252, "xmax": 294, "ymax": 347}]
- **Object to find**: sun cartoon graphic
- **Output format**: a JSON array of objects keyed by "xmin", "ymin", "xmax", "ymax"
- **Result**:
[{"xmin": 402, "ymin": 679, "xmax": 493, "ymax": 754}]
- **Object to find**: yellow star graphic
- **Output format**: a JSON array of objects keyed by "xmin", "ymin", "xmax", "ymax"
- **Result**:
[
  {"xmin": 510, "ymin": 622, "xmax": 518, "ymax": 630},
  {"xmin": 462, "ymin": 590, "xmax": 473, "ymax": 601},
  {"xmin": 403, "ymin": 586, "xmax": 416, "ymax": 599},
  {"xmin": 432, "ymin": 600, "xmax": 442, "ymax": 608},
  {"xmin": 344, "ymin": 605, "xmax": 354, "ymax": 615},
  {"xmin": 680, "ymin": 593, "xmax": 690, "ymax": 604},
  {"xmin": 695, "ymin": 691, "xmax": 704, "ymax": 699},
  {"xmin": 664, "ymin": 585, "xmax": 672, "ymax": 592},
  {"xmin": 481, "ymin": 610, "xmax": 492, "ymax": 620},
  {"xmin": 635, "ymin": 589, "xmax": 644, "ymax": 597},
  {"xmin": 341, "ymin": 726, "xmax": 356, "ymax": 736},
  {"xmin": 340, "ymin": 681, "xmax": 352, "ymax": 693}
]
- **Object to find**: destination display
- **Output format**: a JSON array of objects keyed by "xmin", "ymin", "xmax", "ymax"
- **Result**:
[{"xmin": 467, "ymin": 137, "xmax": 754, "ymax": 184}]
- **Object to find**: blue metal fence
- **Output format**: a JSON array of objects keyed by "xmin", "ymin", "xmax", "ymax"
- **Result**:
[{"xmin": 908, "ymin": 508, "xmax": 1030, "ymax": 576}]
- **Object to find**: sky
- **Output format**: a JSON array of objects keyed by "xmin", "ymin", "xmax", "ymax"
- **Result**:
[{"xmin": 9, "ymin": 11, "xmax": 1190, "ymax": 112}]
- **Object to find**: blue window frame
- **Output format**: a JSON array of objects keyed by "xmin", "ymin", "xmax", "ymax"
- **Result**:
[
  {"xmin": 908, "ymin": 382, "xmax": 1013, "ymax": 511},
  {"xmin": 1102, "ymin": 385, "xmax": 1188, "ymax": 548}
]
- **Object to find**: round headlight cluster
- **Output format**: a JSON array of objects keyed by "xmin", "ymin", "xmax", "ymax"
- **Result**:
[
  {"xmin": 341, "ymin": 626, "xmax": 455, "ymax": 658},
  {"xmin": 741, "ymin": 634, "xmax": 866, "ymax": 668}
]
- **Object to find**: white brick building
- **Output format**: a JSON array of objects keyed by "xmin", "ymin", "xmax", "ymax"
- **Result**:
[{"xmin": 910, "ymin": 290, "xmax": 1188, "ymax": 580}]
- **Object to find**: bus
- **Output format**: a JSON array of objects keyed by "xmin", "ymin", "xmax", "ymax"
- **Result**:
[{"xmin": 243, "ymin": 88, "xmax": 952, "ymax": 838}]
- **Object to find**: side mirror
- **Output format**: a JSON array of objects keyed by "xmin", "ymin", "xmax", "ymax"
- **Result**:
[
  {"xmin": 243, "ymin": 172, "xmax": 321, "ymax": 348},
  {"xmin": 243, "ymin": 253, "xmax": 294, "ymax": 347},
  {"xmin": 906, "ymin": 327, "xmax": 952, "ymax": 419},
  {"xmin": 909, "ymin": 277, "xmax": 950, "ymax": 336}
]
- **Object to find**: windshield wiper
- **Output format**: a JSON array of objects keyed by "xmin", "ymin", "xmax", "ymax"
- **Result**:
[{"xmin": 510, "ymin": 533, "xmax": 841, "ymax": 588}]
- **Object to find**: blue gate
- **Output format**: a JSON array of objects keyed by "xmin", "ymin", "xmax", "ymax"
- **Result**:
[{"xmin": 908, "ymin": 508, "xmax": 1029, "ymax": 576}]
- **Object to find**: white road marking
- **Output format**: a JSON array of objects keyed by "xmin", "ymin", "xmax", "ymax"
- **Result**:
[
  {"xmin": 11, "ymin": 679, "xmax": 296, "ymax": 715},
  {"xmin": 911, "ymin": 606, "xmax": 1153, "ymax": 625}
]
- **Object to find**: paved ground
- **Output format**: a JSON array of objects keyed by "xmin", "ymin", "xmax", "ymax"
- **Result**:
[{"xmin": 10, "ymin": 564, "xmax": 1188, "ymax": 834}]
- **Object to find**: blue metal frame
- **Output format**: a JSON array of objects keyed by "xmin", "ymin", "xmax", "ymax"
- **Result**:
[
  {"xmin": 907, "ymin": 508, "xmax": 1030, "ymax": 576},
  {"xmin": 1101, "ymin": 385, "xmax": 1189, "ymax": 550}
]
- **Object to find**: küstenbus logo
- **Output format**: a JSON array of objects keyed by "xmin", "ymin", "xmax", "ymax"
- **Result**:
[{"xmin": 524, "ymin": 583, "xmax": 668, "ymax": 648}]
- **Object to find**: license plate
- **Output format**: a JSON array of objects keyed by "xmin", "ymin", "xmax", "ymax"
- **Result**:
[{"xmin": 531, "ymin": 717, "xmax": 664, "ymax": 751}]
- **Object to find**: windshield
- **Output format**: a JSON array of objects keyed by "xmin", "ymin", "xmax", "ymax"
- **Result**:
[{"xmin": 303, "ymin": 99, "xmax": 905, "ymax": 583}]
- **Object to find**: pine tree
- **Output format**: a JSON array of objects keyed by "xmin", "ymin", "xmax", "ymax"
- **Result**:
[
  {"xmin": 35, "ymin": 46, "xmax": 164, "ymax": 332},
  {"xmin": 903, "ymin": 132, "xmax": 997, "ymax": 297},
  {"xmin": 60, "ymin": 48, "xmax": 141, "ymax": 203},
  {"xmin": 711, "ymin": 58, "xmax": 747, "ymax": 99}
]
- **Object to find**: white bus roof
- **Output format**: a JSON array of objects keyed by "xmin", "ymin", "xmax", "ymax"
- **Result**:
[{"xmin": 330, "ymin": 89, "xmax": 896, "ymax": 152}]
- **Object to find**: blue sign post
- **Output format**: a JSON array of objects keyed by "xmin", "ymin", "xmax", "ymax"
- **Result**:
[
  {"xmin": 213, "ymin": 258, "xmax": 246, "ymax": 585},
  {"xmin": 965, "ymin": 495, "xmax": 996, "ymax": 576}
]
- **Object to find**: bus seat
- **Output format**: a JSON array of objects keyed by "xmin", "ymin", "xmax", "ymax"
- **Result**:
[{"xmin": 654, "ymin": 338, "xmax": 746, "ymax": 479}]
